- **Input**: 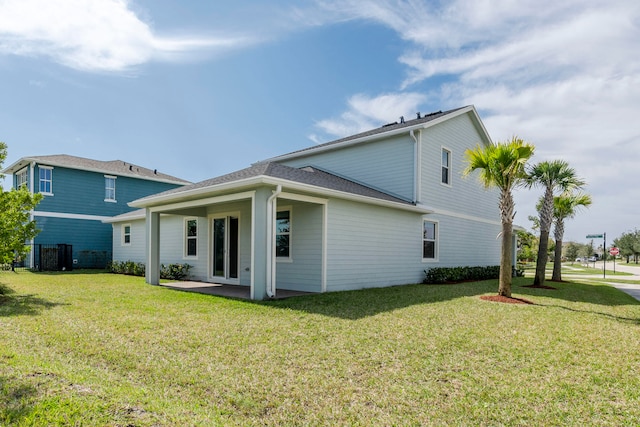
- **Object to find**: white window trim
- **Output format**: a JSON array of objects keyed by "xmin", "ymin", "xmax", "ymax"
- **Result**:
[
  {"xmin": 441, "ymin": 146, "xmax": 452, "ymax": 187},
  {"xmin": 122, "ymin": 224, "xmax": 132, "ymax": 246},
  {"xmin": 104, "ymin": 175, "xmax": 117, "ymax": 203},
  {"xmin": 39, "ymin": 165, "xmax": 53, "ymax": 196},
  {"xmin": 422, "ymin": 219, "xmax": 439, "ymax": 262},
  {"xmin": 16, "ymin": 167, "xmax": 28, "ymax": 189},
  {"xmin": 184, "ymin": 217, "xmax": 198, "ymax": 259},
  {"xmin": 276, "ymin": 206, "xmax": 293, "ymax": 262}
]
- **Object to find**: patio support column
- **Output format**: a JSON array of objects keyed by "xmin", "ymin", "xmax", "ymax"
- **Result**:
[
  {"xmin": 146, "ymin": 209, "xmax": 160, "ymax": 285},
  {"xmin": 251, "ymin": 187, "xmax": 271, "ymax": 300}
]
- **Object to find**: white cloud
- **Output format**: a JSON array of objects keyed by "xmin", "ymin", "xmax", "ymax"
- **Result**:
[
  {"xmin": 306, "ymin": 0, "xmax": 640, "ymax": 241},
  {"xmin": 312, "ymin": 92, "xmax": 427, "ymax": 141},
  {"xmin": 0, "ymin": 0, "xmax": 252, "ymax": 73}
]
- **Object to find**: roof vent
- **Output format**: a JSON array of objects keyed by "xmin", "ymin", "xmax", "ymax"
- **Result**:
[
  {"xmin": 416, "ymin": 112, "xmax": 421, "ymax": 119},
  {"xmin": 400, "ymin": 116, "xmax": 405, "ymax": 124},
  {"xmin": 153, "ymin": 169, "xmax": 157, "ymax": 174},
  {"xmin": 129, "ymin": 165, "xmax": 133, "ymax": 171}
]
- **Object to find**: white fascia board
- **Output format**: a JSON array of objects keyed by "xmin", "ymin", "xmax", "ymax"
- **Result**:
[
  {"xmin": 132, "ymin": 175, "xmax": 431, "ymax": 214},
  {"xmin": 259, "ymin": 106, "xmax": 480, "ymax": 164},
  {"xmin": 102, "ymin": 210, "xmax": 147, "ymax": 223},
  {"xmin": 129, "ymin": 176, "xmax": 266, "ymax": 208}
]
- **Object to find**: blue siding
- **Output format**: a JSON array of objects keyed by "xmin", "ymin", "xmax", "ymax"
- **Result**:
[
  {"xmin": 26, "ymin": 163, "xmax": 185, "ymax": 269},
  {"xmin": 33, "ymin": 216, "xmax": 112, "ymax": 268},
  {"xmin": 33, "ymin": 165, "xmax": 181, "ymax": 216}
]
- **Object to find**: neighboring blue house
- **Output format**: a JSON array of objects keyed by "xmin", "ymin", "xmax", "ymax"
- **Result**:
[
  {"xmin": 109, "ymin": 105, "xmax": 508, "ymax": 299},
  {"xmin": 3, "ymin": 155, "xmax": 190, "ymax": 269}
]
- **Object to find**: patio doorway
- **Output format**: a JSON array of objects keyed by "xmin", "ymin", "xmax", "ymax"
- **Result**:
[{"xmin": 211, "ymin": 215, "xmax": 239, "ymax": 283}]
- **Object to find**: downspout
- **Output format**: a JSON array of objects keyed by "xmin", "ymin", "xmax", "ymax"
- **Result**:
[
  {"xmin": 29, "ymin": 161, "xmax": 36, "ymax": 269},
  {"xmin": 266, "ymin": 185, "xmax": 282, "ymax": 298},
  {"xmin": 410, "ymin": 129, "xmax": 421, "ymax": 204}
]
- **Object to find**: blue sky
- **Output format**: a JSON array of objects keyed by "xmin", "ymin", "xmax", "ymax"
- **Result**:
[{"xmin": 0, "ymin": 0, "xmax": 638, "ymax": 245}]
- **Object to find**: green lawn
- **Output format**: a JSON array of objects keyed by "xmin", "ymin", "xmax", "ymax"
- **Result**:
[{"xmin": 1, "ymin": 271, "xmax": 640, "ymax": 426}]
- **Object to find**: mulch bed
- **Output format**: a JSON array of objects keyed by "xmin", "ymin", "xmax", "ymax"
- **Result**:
[{"xmin": 480, "ymin": 295, "xmax": 534, "ymax": 304}]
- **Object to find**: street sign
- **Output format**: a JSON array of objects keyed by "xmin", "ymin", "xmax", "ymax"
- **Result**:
[
  {"xmin": 609, "ymin": 247, "xmax": 620, "ymax": 256},
  {"xmin": 586, "ymin": 234, "xmax": 604, "ymax": 239}
]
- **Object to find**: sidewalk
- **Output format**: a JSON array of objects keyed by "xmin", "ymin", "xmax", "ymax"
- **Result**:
[{"xmin": 568, "ymin": 261, "xmax": 640, "ymax": 301}]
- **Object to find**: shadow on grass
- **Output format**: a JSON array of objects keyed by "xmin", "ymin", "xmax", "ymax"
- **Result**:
[
  {"xmin": 514, "ymin": 279, "xmax": 640, "ymax": 307},
  {"xmin": 0, "ymin": 374, "xmax": 39, "ymax": 424},
  {"xmin": 263, "ymin": 277, "xmax": 640, "ymax": 320},
  {"xmin": 0, "ymin": 284, "xmax": 66, "ymax": 317},
  {"xmin": 265, "ymin": 280, "xmax": 498, "ymax": 320}
]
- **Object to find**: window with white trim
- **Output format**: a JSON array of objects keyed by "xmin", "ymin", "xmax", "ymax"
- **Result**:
[
  {"xmin": 423, "ymin": 220, "xmax": 438, "ymax": 259},
  {"xmin": 39, "ymin": 167, "xmax": 52, "ymax": 194},
  {"xmin": 122, "ymin": 224, "xmax": 131, "ymax": 245},
  {"xmin": 185, "ymin": 218, "xmax": 198, "ymax": 257},
  {"xmin": 105, "ymin": 176, "xmax": 116, "ymax": 202},
  {"xmin": 16, "ymin": 167, "xmax": 28, "ymax": 189},
  {"xmin": 276, "ymin": 210, "xmax": 291, "ymax": 258},
  {"xmin": 441, "ymin": 148, "xmax": 451, "ymax": 185}
]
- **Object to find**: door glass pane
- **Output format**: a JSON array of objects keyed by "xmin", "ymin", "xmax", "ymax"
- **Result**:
[
  {"xmin": 229, "ymin": 217, "xmax": 239, "ymax": 279},
  {"xmin": 213, "ymin": 218, "xmax": 225, "ymax": 277}
]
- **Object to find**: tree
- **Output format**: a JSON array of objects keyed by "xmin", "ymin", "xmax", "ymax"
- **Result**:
[
  {"xmin": 550, "ymin": 191, "xmax": 592, "ymax": 281},
  {"xmin": 516, "ymin": 229, "xmax": 538, "ymax": 263},
  {"xmin": 464, "ymin": 136, "xmax": 535, "ymax": 297},
  {"xmin": 614, "ymin": 230, "xmax": 640, "ymax": 263},
  {"xmin": 527, "ymin": 160, "xmax": 584, "ymax": 287},
  {"xmin": 0, "ymin": 142, "xmax": 42, "ymax": 264}
]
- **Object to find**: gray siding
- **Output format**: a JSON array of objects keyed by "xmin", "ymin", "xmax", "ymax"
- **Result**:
[
  {"xmin": 420, "ymin": 113, "xmax": 500, "ymax": 221},
  {"xmin": 279, "ymin": 134, "xmax": 415, "ymax": 201},
  {"xmin": 325, "ymin": 199, "xmax": 424, "ymax": 292},
  {"xmin": 275, "ymin": 200, "xmax": 323, "ymax": 292}
]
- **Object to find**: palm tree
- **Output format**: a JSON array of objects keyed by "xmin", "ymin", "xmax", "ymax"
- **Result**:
[
  {"xmin": 464, "ymin": 137, "xmax": 535, "ymax": 297},
  {"xmin": 527, "ymin": 160, "xmax": 584, "ymax": 287},
  {"xmin": 551, "ymin": 192, "xmax": 592, "ymax": 281}
]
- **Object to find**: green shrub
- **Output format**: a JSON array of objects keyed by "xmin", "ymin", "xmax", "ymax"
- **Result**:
[
  {"xmin": 423, "ymin": 265, "xmax": 501, "ymax": 284},
  {"xmin": 160, "ymin": 263, "xmax": 191, "ymax": 281},
  {"xmin": 108, "ymin": 261, "xmax": 191, "ymax": 280},
  {"xmin": 107, "ymin": 260, "xmax": 146, "ymax": 277}
]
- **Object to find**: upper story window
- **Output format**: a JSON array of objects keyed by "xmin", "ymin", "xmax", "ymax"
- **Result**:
[
  {"xmin": 105, "ymin": 176, "xmax": 117, "ymax": 202},
  {"xmin": 39, "ymin": 167, "xmax": 53, "ymax": 195},
  {"xmin": 441, "ymin": 148, "xmax": 451, "ymax": 185},
  {"xmin": 122, "ymin": 224, "xmax": 131, "ymax": 245},
  {"xmin": 185, "ymin": 218, "xmax": 198, "ymax": 257},
  {"xmin": 423, "ymin": 220, "xmax": 438, "ymax": 260},
  {"xmin": 16, "ymin": 167, "xmax": 28, "ymax": 189}
]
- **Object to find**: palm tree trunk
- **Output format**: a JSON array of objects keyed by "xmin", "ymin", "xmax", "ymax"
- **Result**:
[
  {"xmin": 552, "ymin": 238, "xmax": 563, "ymax": 281},
  {"xmin": 534, "ymin": 229, "xmax": 550, "ymax": 286},
  {"xmin": 551, "ymin": 219, "xmax": 565, "ymax": 281},
  {"xmin": 499, "ymin": 221, "xmax": 513, "ymax": 297},
  {"xmin": 498, "ymin": 188, "xmax": 514, "ymax": 297}
]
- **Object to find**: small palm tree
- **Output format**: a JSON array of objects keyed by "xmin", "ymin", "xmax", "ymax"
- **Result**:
[
  {"xmin": 551, "ymin": 192, "xmax": 592, "ymax": 281},
  {"xmin": 527, "ymin": 160, "xmax": 584, "ymax": 287},
  {"xmin": 464, "ymin": 137, "xmax": 535, "ymax": 297}
]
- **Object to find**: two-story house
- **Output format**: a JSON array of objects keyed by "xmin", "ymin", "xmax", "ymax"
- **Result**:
[
  {"xmin": 108, "ymin": 105, "xmax": 503, "ymax": 299},
  {"xmin": 3, "ymin": 155, "xmax": 190, "ymax": 270}
]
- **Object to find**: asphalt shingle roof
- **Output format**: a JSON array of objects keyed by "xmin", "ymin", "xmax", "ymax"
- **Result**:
[
  {"xmin": 134, "ymin": 162, "xmax": 413, "ymax": 206},
  {"xmin": 4, "ymin": 154, "xmax": 191, "ymax": 185},
  {"xmin": 262, "ymin": 107, "xmax": 467, "ymax": 161}
]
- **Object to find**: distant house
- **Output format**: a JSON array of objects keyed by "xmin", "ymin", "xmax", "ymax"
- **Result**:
[
  {"xmin": 3, "ymin": 155, "xmax": 190, "ymax": 269},
  {"xmin": 109, "ymin": 105, "xmax": 505, "ymax": 299}
]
